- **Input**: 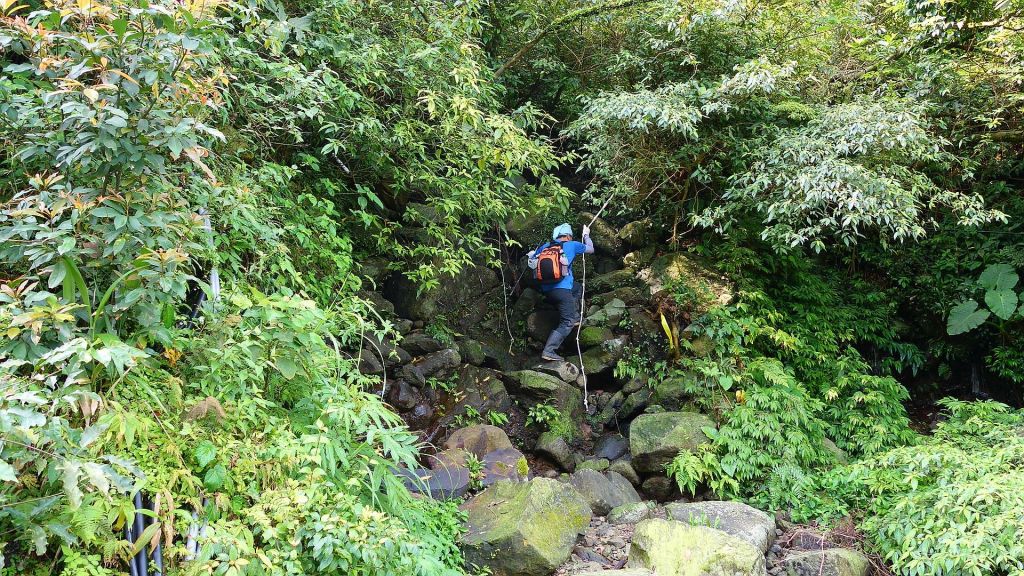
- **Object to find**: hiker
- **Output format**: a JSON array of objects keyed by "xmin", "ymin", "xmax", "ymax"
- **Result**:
[{"xmin": 528, "ymin": 223, "xmax": 595, "ymax": 361}]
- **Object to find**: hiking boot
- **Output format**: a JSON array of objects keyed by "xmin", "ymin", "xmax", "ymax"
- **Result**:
[{"xmin": 541, "ymin": 350, "xmax": 565, "ymax": 362}]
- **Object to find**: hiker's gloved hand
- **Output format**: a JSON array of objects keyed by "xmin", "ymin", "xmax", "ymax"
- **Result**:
[{"xmin": 582, "ymin": 224, "xmax": 591, "ymax": 237}]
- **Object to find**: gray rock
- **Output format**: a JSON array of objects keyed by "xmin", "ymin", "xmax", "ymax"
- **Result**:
[
  {"xmin": 461, "ymin": 479, "xmax": 592, "ymax": 576},
  {"xmin": 513, "ymin": 287, "xmax": 543, "ymax": 320},
  {"xmin": 783, "ymin": 549, "xmax": 870, "ymax": 576},
  {"xmin": 358, "ymin": 348, "xmax": 385, "ymax": 375},
  {"xmin": 413, "ymin": 348, "xmax": 461, "ymax": 379},
  {"xmin": 532, "ymin": 360, "xmax": 581, "ymax": 383},
  {"xmin": 364, "ymin": 334, "xmax": 412, "ymax": 366},
  {"xmin": 622, "ymin": 376, "xmax": 647, "ymax": 394},
  {"xmin": 388, "ymin": 380, "xmax": 421, "ymax": 411},
  {"xmin": 571, "ymin": 336, "xmax": 628, "ymax": 375},
  {"xmin": 444, "ymin": 424, "xmax": 514, "ymax": 458},
  {"xmin": 629, "ymin": 411, "xmax": 715, "ymax": 474},
  {"xmin": 384, "ymin": 264, "xmax": 500, "ymax": 323},
  {"xmin": 594, "ymin": 434, "xmax": 630, "ymax": 460},
  {"xmin": 608, "ymin": 460, "xmax": 640, "ymax": 486},
  {"xmin": 399, "ymin": 466, "xmax": 470, "ymax": 500},
  {"xmin": 401, "ymin": 332, "xmax": 445, "ymax": 355},
  {"xmin": 627, "ymin": 518, "xmax": 766, "ymax": 576},
  {"xmin": 665, "ymin": 500, "xmax": 777, "ymax": 553},
  {"xmin": 536, "ymin": 431, "xmax": 575, "ymax": 472},
  {"xmin": 569, "ymin": 469, "xmax": 641, "ymax": 515},
  {"xmin": 607, "ymin": 500, "xmax": 655, "ymax": 525},
  {"xmin": 618, "ymin": 387, "xmax": 652, "ymax": 421},
  {"xmin": 481, "ymin": 448, "xmax": 529, "ymax": 486},
  {"xmin": 398, "ymin": 363, "xmax": 426, "ymax": 387},
  {"xmin": 507, "ymin": 370, "xmax": 585, "ymax": 424}
]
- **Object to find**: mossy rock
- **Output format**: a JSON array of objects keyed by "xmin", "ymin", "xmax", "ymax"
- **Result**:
[
  {"xmin": 639, "ymin": 253, "xmax": 733, "ymax": 314},
  {"xmin": 627, "ymin": 518, "xmax": 766, "ymax": 576},
  {"xmin": 783, "ymin": 549, "xmax": 870, "ymax": 576},
  {"xmin": 664, "ymin": 501, "xmax": 776, "ymax": 553},
  {"xmin": 577, "ymin": 458, "xmax": 610, "ymax": 472},
  {"xmin": 589, "ymin": 269, "xmax": 637, "ymax": 293},
  {"xmin": 579, "ymin": 326, "xmax": 614, "ymax": 348},
  {"xmin": 461, "ymin": 478, "xmax": 592, "ymax": 576},
  {"xmin": 629, "ymin": 412, "xmax": 714, "ymax": 474}
]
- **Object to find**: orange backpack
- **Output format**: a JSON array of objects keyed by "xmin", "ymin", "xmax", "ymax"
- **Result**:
[{"xmin": 534, "ymin": 242, "xmax": 569, "ymax": 283}]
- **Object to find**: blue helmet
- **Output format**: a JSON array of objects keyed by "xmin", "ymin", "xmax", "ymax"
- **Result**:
[{"xmin": 552, "ymin": 223, "xmax": 573, "ymax": 240}]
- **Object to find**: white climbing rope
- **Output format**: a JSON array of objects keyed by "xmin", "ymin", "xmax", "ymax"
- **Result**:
[{"xmin": 576, "ymin": 192, "xmax": 617, "ymax": 412}]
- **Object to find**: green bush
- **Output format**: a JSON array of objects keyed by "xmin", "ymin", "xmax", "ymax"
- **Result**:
[{"xmin": 795, "ymin": 399, "xmax": 1024, "ymax": 576}]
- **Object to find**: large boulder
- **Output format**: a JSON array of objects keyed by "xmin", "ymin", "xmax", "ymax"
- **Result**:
[
  {"xmin": 568, "ymin": 469, "xmax": 641, "ymax": 515},
  {"xmin": 461, "ymin": 478, "xmax": 592, "ymax": 576},
  {"xmin": 507, "ymin": 370, "xmax": 585, "ymax": 423},
  {"xmin": 783, "ymin": 549, "xmax": 870, "ymax": 576},
  {"xmin": 571, "ymin": 336, "xmax": 628, "ymax": 376},
  {"xmin": 412, "ymin": 348, "xmax": 461, "ymax": 379},
  {"xmin": 588, "ymin": 269, "xmax": 637, "ymax": 293},
  {"xmin": 629, "ymin": 412, "xmax": 714, "ymax": 475},
  {"xmin": 436, "ymin": 366, "xmax": 511, "ymax": 429},
  {"xmin": 401, "ymin": 332, "xmax": 445, "ymax": 355},
  {"xmin": 664, "ymin": 501, "xmax": 776, "ymax": 553},
  {"xmin": 627, "ymin": 519, "xmax": 766, "ymax": 576},
  {"xmin": 618, "ymin": 219, "xmax": 656, "ymax": 248},
  {"xmin": 638, "ymin": 253, "xmax": 733, "ymax": 314},
  {"xmin": 444, "ymin": 425, "xmax": 514, "ymax": 458},
  {"xmin": 384, "ymin": 264, "xmax": 500, "ymax": 324},
  {"xmin": 581, "ymin": 212, "xmax": 624, "ymax": 256}
]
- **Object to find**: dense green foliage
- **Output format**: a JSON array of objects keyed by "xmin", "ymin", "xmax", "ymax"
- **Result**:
[{"xmin": 2, "ymin": 0, "xmax": 1023, "ymax": 574}]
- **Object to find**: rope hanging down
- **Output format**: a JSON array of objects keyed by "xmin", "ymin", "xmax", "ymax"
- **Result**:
[{"xmin": 576, "ymin": 192, "xmax": 617, "ymax": 411}]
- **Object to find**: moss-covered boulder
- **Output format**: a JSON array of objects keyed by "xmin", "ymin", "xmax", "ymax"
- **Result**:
[
  {"xmin": 629, "ymin": 412, "xmax": 714, "ymax": 474},
  {"xmin": 579, "ymin": 326, "xmax": 614, "ymax": 348},
  {"xmin": 508, "ymin": 370, "xmax": 585, "ymax": 424},
  {"xmin": 461, "ymin": 478, "xmax": 592, "ymax": 576},
  {"xmin": 589, "ymin": 269, "xmax": 637, "ymax": 293},
  {"xmin": 607, "ymin": 500, "xmax": 655, "ymax": 525},
  {"xmin": 783, "ymin": 549, "xmax": 869, "ymax": 576},
  {"xmin": 639, "ymin": 253, "xmax": 733, "ymax": 314},
  {"xmin": 627, "ymin": 518, "xmax": 766, "ymax": 576},
  {"xmin": 664, "ymin": 501, "xmax": 776, "ymax": 553}
]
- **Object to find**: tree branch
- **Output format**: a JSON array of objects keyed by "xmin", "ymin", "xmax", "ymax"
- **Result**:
[{"xmin": 494, "ymin": 0, "xmax": 660, "ymax": 77}]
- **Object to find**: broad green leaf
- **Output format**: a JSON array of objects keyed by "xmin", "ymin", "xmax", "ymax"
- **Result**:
[
  {"xmin": 978, "ymin": 264, "xmax": 1018, "ymax": 291},
  {"xmin": 193, "ymin": 440, "xmax": 217, "ymax": 469},
  {"xmin": 276, "ymin": 357, "xmax": 298, "ymax": 380},
  {"xmin": 984, "ymin": 289, "xmax": 1018, "ymax": 320},
  {"xmin": 204, "ymin": 463, "xmax": 227, "ymax": 491},
  {"xmin": 947, "ymin": 300, "xmax": 990, "ymax": 335},
  {"xmin": 0, "ymin": 460, "xmax": 18, "ymax": 483}
]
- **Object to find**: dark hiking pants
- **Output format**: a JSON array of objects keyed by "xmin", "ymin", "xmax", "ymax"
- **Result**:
[{"xmin": 543, "ymin": 282, "xmax": 582, "ymax": 354}]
